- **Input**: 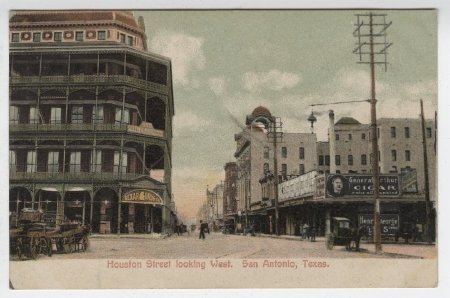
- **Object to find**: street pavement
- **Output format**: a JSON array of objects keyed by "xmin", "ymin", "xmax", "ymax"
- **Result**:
[{"xmin": 10, "ymin": 231, "xmax": 436, "ymax": 260}]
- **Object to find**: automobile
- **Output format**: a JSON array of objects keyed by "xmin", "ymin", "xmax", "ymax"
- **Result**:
[{"xmin": 326, "ymin": 217, "xmax": 355, "ymax": 251}]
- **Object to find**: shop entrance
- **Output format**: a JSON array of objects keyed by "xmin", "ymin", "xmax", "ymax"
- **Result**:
[
  {"xmin": 92, "ymin": 188, "xmax": 119, "ymax": 234},
  {"xmin": 64, "ymin": 190, "xmax": 90, "ymax": 225}
]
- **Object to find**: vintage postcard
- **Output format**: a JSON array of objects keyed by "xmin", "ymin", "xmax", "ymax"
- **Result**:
[{"xmin": 6, "ymin": 8, "xmax": 439, "ymax": 290}]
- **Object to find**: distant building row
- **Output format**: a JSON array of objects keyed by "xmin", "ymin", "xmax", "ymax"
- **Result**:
[{"xmin": 222, "ymin": 106, "xmax": 436, "ymax": 239}]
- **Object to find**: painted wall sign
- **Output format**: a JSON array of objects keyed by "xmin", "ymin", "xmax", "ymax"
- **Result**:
[
  {"xmin": 326, "ymin": 174, "xmax": 400, "ymax": 198},
  {"xmin": 358, "ymin": 214, "xmax": 400, "ymax": 237},
  {"xmin": 122, "ymin": 189, "xmax": 163, "ymax": 205}
]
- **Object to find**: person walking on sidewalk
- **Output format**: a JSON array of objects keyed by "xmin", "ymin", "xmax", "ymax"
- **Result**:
[{"xmin": 199, "ymin": 220, "xmax": 208, "ymax": 240}]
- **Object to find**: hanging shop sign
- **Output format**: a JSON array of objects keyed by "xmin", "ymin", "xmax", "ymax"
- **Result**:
[
  {"xmin": 122, "ymin": 189, "xmax": 163, "ymax": 205},
  {"xmin": 358, "ymin": 214, "xmax": 399, "ymax": 237},
  {"xmin": 325, "ymin": 174, "xmax": 400, "ymax": 198}
]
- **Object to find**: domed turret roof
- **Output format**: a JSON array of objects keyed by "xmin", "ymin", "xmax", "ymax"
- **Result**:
[
  {"xmin": 251, "ymin": 106, "xmax": 272, "ymax": 119},
  {"xmin": 335, "ymin": 117, "xmax": 361, "ymax": 125}
]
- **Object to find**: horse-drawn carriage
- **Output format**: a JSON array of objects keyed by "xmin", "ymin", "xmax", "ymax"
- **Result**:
[
  {"xmin": 10, "ymin": 209, "xmax": 90, "ymax": 260},
  {"xmin": 326, "ymin": 217, "xmax": 365, "ymax": 251}
]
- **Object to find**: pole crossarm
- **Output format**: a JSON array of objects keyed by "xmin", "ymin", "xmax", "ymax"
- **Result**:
[{"xmin": 309, "ymin": 99, "xmax": 369, "ymax": 107}]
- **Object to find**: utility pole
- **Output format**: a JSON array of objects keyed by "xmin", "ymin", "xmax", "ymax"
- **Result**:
[
  {"xmin": 268, "ymin": 117, "xmax": 283, "ymax": 236},
  {"xmin": 354, "ymin": 12, "xmax": 392, "ymax": 253},
  {"xmin": 420, "ymin": 99, "xmax": 433, "ymax": 243}
]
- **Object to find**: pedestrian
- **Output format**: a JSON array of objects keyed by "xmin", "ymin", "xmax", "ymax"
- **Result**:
[
  {"xmin": 309, "ymin": 226, "xmax": 316, "ymax": 242},
  {"xmin": 199, "ymin": 220, "xmax": 207, "ymax": 240},
  {"xmin": 302, "ymin": 222, "xmax": 309, "ymax": 240}
]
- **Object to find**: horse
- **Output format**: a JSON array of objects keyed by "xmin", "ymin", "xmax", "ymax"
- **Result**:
[{"xmin": 345, "ymin": 226, "xmax": 368, "ymax": 251}]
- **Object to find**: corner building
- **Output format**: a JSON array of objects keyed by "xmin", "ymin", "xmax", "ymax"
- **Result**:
[{"xmin": 9, "ymin": 11, "xmax": 175, "ymax": 234}]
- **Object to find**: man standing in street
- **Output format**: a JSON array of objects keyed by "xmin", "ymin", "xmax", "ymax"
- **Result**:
[{"xmin": 199, "ymin": 220, "xmax": 207, "ymax": 240}]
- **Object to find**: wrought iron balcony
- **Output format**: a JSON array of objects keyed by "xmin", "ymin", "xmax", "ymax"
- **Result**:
[
  {"xmin": 10, "ymin": 123, "xmax": 166, "ymax": 140},
  {"xmin": 10, "ymin": 74, "xmax": 169, "ymax": 95},
  {"xmin": 9, "ymin": 168, "xmax": 146, "ymax": 182}
]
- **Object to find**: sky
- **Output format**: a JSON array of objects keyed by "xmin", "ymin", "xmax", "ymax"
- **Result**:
[{"xmin": 134, "ymin": 10, "xmax": 437, "ymax": 220}]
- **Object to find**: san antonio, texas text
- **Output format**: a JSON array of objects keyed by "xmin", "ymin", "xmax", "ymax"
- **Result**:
[{"xmin": 107, "ymin": 259, "xmax": 330, "ymax": 270}]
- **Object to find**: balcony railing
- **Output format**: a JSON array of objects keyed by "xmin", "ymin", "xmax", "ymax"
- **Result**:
[
  {"xmin": 10, "ymin": 168, "xmax": 146, "ymax": 182},
  {"xmin": 10, "ymin": 75, "xmax": 168, "ymax": 94},
  {"xmin": 9, "ymin": 123, "xmax": 147, "ymax": 134}
]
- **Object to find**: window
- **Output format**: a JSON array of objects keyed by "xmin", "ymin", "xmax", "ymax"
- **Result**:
[
  {"xmin": 361, "ymin": 154, "xmax": 367, "ymax": 165},
  {"xmin": 9, "ymin": 106, "xmax": 19, "ymax": 124},
  {"xmin": 405, "ymin": 150, "xmax": 411, "ymax": 162},
  {"xmin": 113, "ymin": 152, "xmax": 128, "ymax": 174},
  {"xmin": 29, "ymin": 107, "xmax": 39, "ymax": 124},
  {"xmin": 263, "ymin": 146, "xmax": 269, "ymax": 159},
  {"xmin": 348, "ymin": 155, "xmax": 353, "ymax": 166},
  {"xmin": 391, "ymin": 150, "xmax": 397, "ymax": 162},
  {"xmin": 70, "ymin": 151, "xmax": 81, "ymax": 173},
  {"xmin": 348, "ymin": 134, "xmax": 352, "ymax": 140},
  {"xmin": 50, "ymin": 107, "xmax": 62, "ymax": 124},
  {"xmin": 281, "ymin": 147, "xmax": 287, "ymax": 158},
  {"xmin": 281, "ymin": 164, "xmax": 287, "ymax": 176},
  {"xmin": 120, "ymin": 33, "xmax": 126, "ymax": 43},
  {"xmin": 47, "ymin": 151, "xmax": 59, "ymax": 173},
  {"xmin": 10, "ymin": 150, "xmax": 16, "ymax": 173},
  {"xmin": 122, "ymin": 152, "xmax": 128, "ymax": 173},
  {"xmin": 27, "ymin": 151, "xmax": 36, "ymax": 173},
  {"xmin": 115, "ymin": 108, "xmax": 130, "ymax": 124},
  {"xmin": 75, "ymin": 31, "xmax": 84, "ymax": 42},
  {"xmin": 91, "ymin": 150, "xmax": 102, "ymax": 172},
  {"xmin": 12, "ymin": 33, "xmax": 19, "ymax": 42},
  {"xmin": 299, "ymin": 147, "xmax": 305, "ymax": 159},
  {"xmin": 390, "ymin": 127, "xmax": 396, "ymax": 138},
  {"xmin": 335, "ymin": 134, "xmax": 340, "ymax": 141},
  {"xmin": 361, "ymin": 133, "xmax": 366, "ymax": 140},
  {"xmin": 404, "ymin": 127, "xmax": 410, "ymax": 138},
  {"xmin": 54, "ymin": 32, "xmax": 62, "ymax": 42},
  {"xmin": 325, "ymin": 155, "xmax": 330, "ymax": 166},
  {"xmin": 426, "ymin": 127, "xmax": 432, "ymax": 138},
  {"xmin": 71, "ymin": 106, "xmax": 84, "ymax": 124},
  {"xmin": 98, "ymin": 31, "xmax": 106, "ymax": 40},
  {"xmin": 33, "ymin": 32, "xmax": 41, "ymax": 42},
  {"xmin": 93, "ymin": 105, "xmax": 104, "ymax": 124},
  {"xmin": 318, "ymin": 155, "xmax": 324, "ymax": 166},
  {"xmin": 335, "ymin": 155, "xmax": 340, "ymax": 166},
  {"xmin": 299, "ymin": 164, "xmax": 305, "ymax": 175},
  {"xmin": 127, "ymin": 36, "xmax": 133, "ymax": 46}
]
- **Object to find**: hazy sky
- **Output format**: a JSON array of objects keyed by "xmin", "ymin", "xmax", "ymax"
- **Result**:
[{"xmin": 134, "ymin": 10, "xmax": 437, "ymax": 220}]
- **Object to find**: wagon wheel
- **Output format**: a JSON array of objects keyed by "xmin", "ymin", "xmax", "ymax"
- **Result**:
[
  {"xmin": 39, "ymin": 238, "xmax": 52, "ymax": 257},
  {"xmin": 81, "ymin": 235, "xmax": 89, "ymax": 252},
  {"xmin": 29, "ymin": 238, "xmax": 39, "ymax": 259},
  {"xmin": 326, "ymin": 234, "xmax": 334, "ymax": 250},
  {"xmin": 16, "ymin": 238, "xmax": 23, "ymax": 259}
]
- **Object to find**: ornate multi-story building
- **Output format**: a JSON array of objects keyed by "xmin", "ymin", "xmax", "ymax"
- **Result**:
[
  {"xmin": 223, "ymin": 162, "xmax": 237, "ymax": 217},
  {"xmin": 234, "ymin": 106, "xmax": 317, "ymax": 232},
  {"xmin": 9, "ymin": 11, "xmax": 175, "ymax": 234}
]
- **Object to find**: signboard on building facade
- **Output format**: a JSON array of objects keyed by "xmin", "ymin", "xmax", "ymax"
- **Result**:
[
  {"xmin": 325, "ymin": 174, "xmax": 400, "ymax": 198},
  {"xmin": 278, "ymin": 171, "xmax": 316, "ymax": 202},
  {"xmin": 122, "ymin": 189, "xmax": 163, "ymax": 205},
  {"xmin": 358, "ymin": 214, "xmax": 400, "ymax": 237},
  {"xmin": 314, "ymin": 174, "xmax": 326, "ymax": 199}
]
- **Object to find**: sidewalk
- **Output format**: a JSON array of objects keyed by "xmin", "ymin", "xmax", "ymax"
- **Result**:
[
  {"xmin": 90, "ymin": 233, "xmax": 169, "ymax": 240},
  {"xmin": 236, "ymin": 232, "xmax": 435, "ymax": 246}
]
